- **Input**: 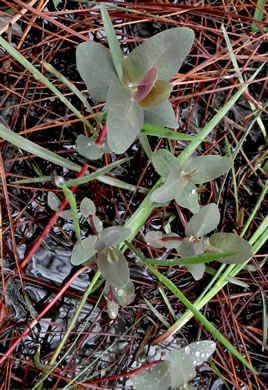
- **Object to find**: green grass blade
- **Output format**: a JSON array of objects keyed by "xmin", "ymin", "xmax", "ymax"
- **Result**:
[
  {"xmin": 100, "ymin": 4, "xmax": 123, "ymax": 81},
  {"xmin": 144, "ymin": 297, "xmax": 170, "ymax": 328},
  {"xmin": 252, "ymin": 0, "xmax": 267, "ymax": 32},
  {"xmin": 0, "ymin": 36, "xmax": 94, "ymax": 132},
  {"xmin": 142, "ymin": 123, "xmax": 201, "ymax": 141},
  {"xmin": 141, "ymin": 252, "xmax": 234, "ymax": 266},
  {"xmin": 63, "ymin": 157, "xmax": 129, "ymax": 187},
  {"xmin": 62, "ymin": 185, "xmax": 81, "ymax": 242},
  {"xmin": 261, "ymin": 290, "xmax": 267, "ymax": 351},
  {"xmin": 0, "ymin": 124, "xmax": 82, "ymax": 173}
]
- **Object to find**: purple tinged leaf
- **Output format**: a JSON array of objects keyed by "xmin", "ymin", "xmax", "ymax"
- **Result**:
[
  {"xmin": 95, "ymin": 226, "xmax": 131, "ymax": 251},
  {"xmin": 106, "ymin": 84, "xmax": 144, "ymax": 153},
  {"xmin": 133, "ymin": 66, "xmax": 157, "ymax": 101},
  {"xmin": 76, "ymin": 42, "xmax": 120, "ymax": 102},
  {"xmin": 138, "ymin": 80, "xmax": 172, "ymax": 108},
  {"xmin": 144, "ymin": 100, "xmax": 178, "ymax": 129},
  {"xmin": 97, "ymin": 248, "xmax": 130, "ymax": 288},
  {"xmin": 209, "ymin": 233, "xmax": 253, "ymax": 264},
  {"xmin": 185, "ymin": 203, "xmax": 220, "ymax": 237}
]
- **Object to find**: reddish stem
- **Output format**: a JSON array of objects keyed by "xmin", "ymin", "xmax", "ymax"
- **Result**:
[
  {"xmin": 0, "ymin": 266, "xmax": 88, "ymax": 366},
  {"xmin": 95, "ymin": 123, "xmax": 107, "ymax": 146},
  {"xmin": 20, "ymin": 164, "xmax": 88, "ymax": 269},
  {"xmin": 84, "ymin": 360, "xmax": 162, "ymax": 385}
]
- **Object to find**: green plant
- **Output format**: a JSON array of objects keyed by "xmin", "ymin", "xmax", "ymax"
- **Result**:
[
  {"xmin": 150, "ymin": 149, "xmax": 233, "ymax": 213},
  {"xmin": 145, "ymin": 203, "xmax": 253, "ymax": 280},
  {"xmin": 130, "ymin": 340, "xmax": 216, "ymax": 390},
  {"xmin": 75, "ymin": 4, "xmax": 194, "ymax": 155}
]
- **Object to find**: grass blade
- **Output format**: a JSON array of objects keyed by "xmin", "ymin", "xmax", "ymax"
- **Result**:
[
  {"xmin": 62, "ymin": 185, "xmax": 81, "ymax": 242},
  {"xmin": 142, "ymin": 123, "xmax": 201, "ymax": 141},
  {"xmin": 0, "ymin": 124, "xmax": 82, "ymax": 173},
  {"xmin": 100, "ymin": 4, "xmax": 123, "ymax": 81}
]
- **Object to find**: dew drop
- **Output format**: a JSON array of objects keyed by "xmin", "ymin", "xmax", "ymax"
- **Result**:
[
  {"xmin": 201, "ymin": 353, "xmax": 205, "ymax": 358},
  {"xmin": 191, "ymin": 189, "xmax": 196, "ymax": 195},
  {"xmin": 117, "ymin": 289, "xmax": 124, "ymax": 296},
  {"xmin": 195, "ymin": 351, "xmax": 201, "ymax": 358},
  {"xmin": 184, "ymin": 346, "xmax": 191, "ymax": 355}
]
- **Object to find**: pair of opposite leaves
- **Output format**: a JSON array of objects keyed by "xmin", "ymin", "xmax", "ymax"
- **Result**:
[{"xmin": 76, "ymin": 17, "xmax": 194, "ymax": 154}]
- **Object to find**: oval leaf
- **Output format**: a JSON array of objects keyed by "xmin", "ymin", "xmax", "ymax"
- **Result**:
[
  {"xmin": 144, "ymin": 100, "xmax": 178, "ymax": 129},
  {"xmin": 138, "ymin": 80, "xmax": 172, "ymax": 108},
  {"xmin": 183, "ymin": 156, "xmax": 232, "ymax": 184},
  {"xmin": 47, "ymin": 191, "xmax": 61, "ymax": 211},
  {"xmin": 175, "ymin": 181, "xmax": 199, "ymax": 214},
  {"xmin": 180, "ymin": 237, "xmax": 205, "ymax": 280},
  {"xmin": 76, "ymin": 135, "xmax": 106, "ymax": 160},
  {"xmin": 80, "ymin": 197, "xmax": 96, "ymax": 217},
  {"xmin": 92, "ymin": 215, "xmax": 103, "ymax": 233},
  {"xmin": 145, "ymin": 231, "xmax": 163, "ymax": 248},
  {"xmin": 114, "ymin": 280, "xmax": 136, "ymax": 306},
  {"xmin": 162, "ymin": 233, "xmax": 181, "ymax": 249},
  {"xmin": 123, "ymin": 27, "xmax": 194, "ymax": 82},
  {"xmin": 97, "ymin": 248, "xmax": 130, "ymax": 288},
  {"xmin": 185, "ymin": 203, "xmax": 220, "ymax": 237},
  {"xmin": 186, "ymin": 340, "xmax": 216, "ymax": 366},
  {"xmin": 152, "ymin": 149, "xmax": 180, "ymax": 178},
  {"xmin": 71, "ymin": 235, "xmax": 97, "ymax": 266},
  {"xmin": 106, "ymin": 84, "xmax": 144, "ymax": 154},
  {"xmin": 95, "ymin": 226, "xmax": 131, "ymax": 251},
  {"xmin": 209, "ymin": 233, "xmax": 253, "ymax": 264},
  {"xmin": 76, "ymin": 42, "xmax": 120, "ymax": 102},
  {"xmin": 170, "ymin": 348, "xmax": 196, "ymax": 388},
  {"xmin": 130, "ymin": 361, "xmax": 171, "ymax": 390},
  {"xmin": 59, "ymin": 209, "xmax": 74, "ymax": 220}
]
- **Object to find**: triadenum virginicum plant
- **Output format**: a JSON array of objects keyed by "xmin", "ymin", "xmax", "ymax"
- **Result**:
[
  {"xmin": 150, "ymin": 149, "xmax": 233, "ymax": 213},
  {"xmin": 76, "ymin": 4, "xmax": 194, "ymax": 155},
  {"xmin": 145, "ymin": 203, "xmax": 253, "ymax": 280}
]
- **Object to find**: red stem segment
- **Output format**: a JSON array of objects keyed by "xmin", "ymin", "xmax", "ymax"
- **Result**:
[
  {"xmin": 95, "ymin": 123, "xmax": 107, "ymax": 146},
  {"xmin": 84, "ymin": 360, "xmax": 162, "ymax": 385}
]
